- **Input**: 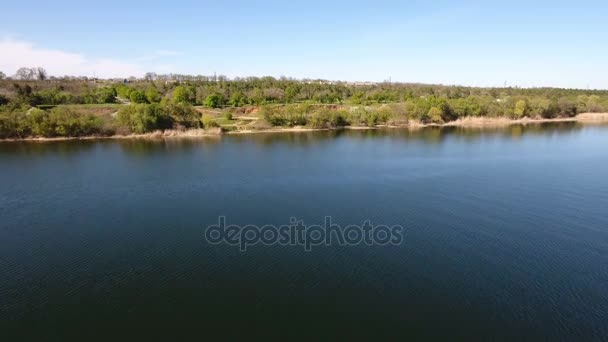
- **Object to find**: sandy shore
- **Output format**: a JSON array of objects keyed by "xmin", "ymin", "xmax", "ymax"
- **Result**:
[
  {"xmin": 442, "ymin": 113, "xmax": 608, "ymax": 127},
  {"xmin": 2, "ymin": 113, "xmax": 607, "ymax": 142}
]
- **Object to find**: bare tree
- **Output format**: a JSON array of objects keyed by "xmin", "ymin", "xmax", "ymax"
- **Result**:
[
  {"xmin": 0, "ymin": 71, "xmax": 6, "ymax": 80},
  {"xmin": 15, "ymin": 67, "xmax": 35, "ymax": 80},
  {"xmin": 35, "ymin": 67, "xmax": 48, "ymax": 81},
  {"xmin": 144, "ymin": 72, "xmax": 157, "ymax": 82}
]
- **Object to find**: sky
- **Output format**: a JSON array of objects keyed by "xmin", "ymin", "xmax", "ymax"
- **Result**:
[{"xmin": 1, "ymin": 0, "xmax": 607, "ymax": 89}]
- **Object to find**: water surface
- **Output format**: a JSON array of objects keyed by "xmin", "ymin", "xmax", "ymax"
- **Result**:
[{"xmin": 1, "ymin": 123, "xmax": 608, "ymax": 340}]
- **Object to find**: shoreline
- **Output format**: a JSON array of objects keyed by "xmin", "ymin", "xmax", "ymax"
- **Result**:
[{"xmin": 2, "ymin": 113, "xmax": 607, "ymax": 142}]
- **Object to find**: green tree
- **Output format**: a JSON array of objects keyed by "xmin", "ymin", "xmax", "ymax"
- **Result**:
[
  {"xmin": 129, "ymin": 90, "xmax": 148, "ymax": 104},
  {"xmin": 172, "ymin": 85, "xmax": 196, "ymax": 104},
  {"xmin": 513, "ymin": 100, "xmax": 528, "ymax": 118},
  {"xmin": 162, "ymin": 102, "xmax": 200, "ymax": 128},
  {"xmin": 117, "ymin": 104, "xmax": 171, "ymax": 133},
  {"xmin": 96, "ymin": 87, "xmax": 117, "ymax": 104},
  {"xmin": 27, "ymin": 108, "xmax": 54, "ymax": 136},
  {"xmin": 145, "ymin": 87, "xmax": 162, "ymax": 103},
  {"xmin": 202, "ymin": 114, "xmax": 219, "ymax": 128},
  {"xmin": 285, "ymin": 85, "xmax": 299, "ymax": 103},
  {"xmin": 249, "ymin": 88, "xmax": 265, "ymax": 105},
  {"xmin": 115, "ymin": 84, "xmax": 133, "ymax": 99},
  {"xmin": 558, "ymin": 97, "xmax": 577, "ymax": 117},
  {"xmin": 427, "ymin": 107, "xmax": 444, "ymax": 124},
  {"xmin": 229, "ymin": 91, "xmax": 246, "ymax": 107},
  {"xmin": 205, "ymin": 93, "xmax": 223, "ymax": 108},
  {"xmin": 48, "ymin": 107, "xmax": 102, "ymax": 136}
]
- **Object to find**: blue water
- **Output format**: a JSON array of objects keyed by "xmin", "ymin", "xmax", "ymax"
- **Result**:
[{"xmin": 1, "ymin": 123, "xmax": 607, "ymax": 340}]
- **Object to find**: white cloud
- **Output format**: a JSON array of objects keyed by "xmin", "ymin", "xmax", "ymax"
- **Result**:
[{"xmin": 0, "ymin": 38, "xmax": 145, "ymax": 78}]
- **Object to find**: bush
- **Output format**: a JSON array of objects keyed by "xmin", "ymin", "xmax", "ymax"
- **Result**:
[
  {"xmin": 117, "ymin": 104, "xmax": 171, "ymax": 134},
  {"xmin": 27, "ymin": 108, "xmax": 54, "ymax": 136},
  {"xmin": 261, "ymin": 106, "xmax": 307, "ymax": 127},
  {"xmin": 229, "ymin": 91, "xmax": 247, "ymax": 107},
  {"xmin": 309, "ymin": 108, "xmax": 332, "ymax": 128},
  {"xmin": 449, "ymin": 96, "xmax": 483, "ymax": 118},
  {"xmin": 129, "ymin": 90, "xmax": 148, "ymax": 104},
  {"xmin": 205, "ymin": 93, "xmax": 224, "ymax": 108},
  {"xmin": 115, "ymin": 84, "xmax": 133, "ymax": 99},
  {"xmin": 0, "ymin": 107, "xmax": 105, "ymax": 137},
  {"xmin": 163, "ymin": 102, "xmax": 200, "ymax": 128},
  {"xmin": 145, "ymin": 87, "xmax": 162, "ymax": 103},
  {"xmin": 173, "ymin": 86, "xmax": 196, "ymax": 104},
  {"xmin": 96, "ymin": 87, "xmax": 117, "ymax": 104},
  {"xmin": 513, "ymin": 100, "xmax": 528, "ymax": 119},
  {"xmin": 0, "ymin": 110, "xmax": 28, "ymax": 138},
  {"xmin": 528, "ymin": 98, "xmax": 558, "ymax": 118},
  {"xmin": 558, "ymin": 97, "xmax": 577, "ymax": 117},
  {"xmin": 426, "ymin": 107, "xmax": 444, "ymax": 124},
  {"xmin": 202, "ymin": 114, "xmax": 219, "ymax": 128},
  {"xmin": 48, "ymin": 107, "xmax": 103, "ymax": 136}
]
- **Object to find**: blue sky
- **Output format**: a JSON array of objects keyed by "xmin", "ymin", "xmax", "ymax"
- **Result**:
[{"xmin": 1, "ymin": 0, "xmax": 607, "ymax": 88}]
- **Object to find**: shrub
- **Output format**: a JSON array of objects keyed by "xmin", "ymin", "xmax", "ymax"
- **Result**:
[
  {"xmin": 173, "ymin": 86, "xmax": 196, "ymax": 104},
  {"xmin": 513, "ymin": 100, "xmax": 528, "ymax": 119},
  {"xmin": 48, "ymin": 107, "xmax": 103, "ymax": 136},
  {"xmin": 129, "ymin": 90, "xmax": 148, "ymax": 104},
  {"xmin": 0, "ymin": 110, "xmax": 28, "ymax": 138},
  {"xmin": 309, "ymin": 108, "xmax": 332, "ymax": 128},
  {"xmin": 205, "ymin": 93, "xmax": 224, "ymax": 108},
  {"xmin": 96, "ymin": 87, "xmax": 117, "ymax": 104},
  {"xmin": 202, "ymin": 114, "xmax": 219, "ymax": 128},
  {"xmin": 145, "ymin": 87, "xmax": 162, "ymax": 103},
  {"xmin": 426, "ymin": 107, "xmax": 444, "ymax": 124},
  {"xmin": 163, "ymin": 102, "xmax": 200, "ymax": 128},
  {"xmin": 117, "ymin": 104, "xmax": 171, "ymax": 134},
  {"xmin": 261, "ymin": 106, "xmax": 285, "ymax": 126},
  {"xmin": 260, "ymin": 105, "xmax": 309, "ymax": 127},
  {"xmin": 229, "ymin": 91, "xmax": 247, "ymax": 107},
  {"xmin": 558, "ymin": 97, "xmax": 577, "ymax": 117},
  {"xmin": 27, "ymin": 108, "xmax": 54, "ymax": 136},
  {"xmin": 529, "ymin": 98, "xmax": 558, "ymax": 118}
]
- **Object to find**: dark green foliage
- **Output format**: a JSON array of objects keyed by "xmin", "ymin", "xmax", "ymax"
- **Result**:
[
  {"xmin": 163, "ymin": 102, "xmax": 201, "ymax": 128},
  {"xmin": 229, "ymin": 91, "xmax": 246, "ymax": 107},
  {"xmin": 48, "ymin": 107, "xmax": 104, "ymax": 136},
  {"xmin": 129, "ymin": 90, "xmax": 148, "ymax": 104},
  {"xmin": 261, "ymin": 105, "xmax": 308, "ymax": 126},
  {"xmin": 173, "ymin": 85, "xmax": 196, "ymax": 104},
  {"xmin": 309, "ymin": 108, "xmax": 349, "ymax": 128},
  {"xmin": 205, "ymin": 93, "xmax": 224, "ymax": 108},
  {"xmin": 0, "ymin": 101, "xmax": 202, "ymax": 138},
  {"xmin": 116, "ymin": 84, "xmax": 133, "ymax": 99},
  {"xmin": 558, "ymin": 98, "xmax": 577, "ymax": 117},
  {"xmin": 0, "ymin": 110, "xmax": 29, "ymax": 138},
  {"xmin": 2, "ymin": 73, "xmax": 608, "ymax": 133},
  {"xmin": 0, "ymin": 107, "xmax": 103, "ymax": 138},
  {"xmin": 117, "ymin": 103, "xmax": 172, "ymax": 134},
  {"xmin": 145, "ymin": 87, "xmax": 162, "ymax": 103},
  {"xmin": 92, "ymin": 87, "xmax": 117, "ymax": 104},
  {"xmin": 202, "ymin": 114, "xmax": 219, "ymax": 128},
  {"xmin": 448, "ymin": 96, "xmax": 484, "ymax": 118}
]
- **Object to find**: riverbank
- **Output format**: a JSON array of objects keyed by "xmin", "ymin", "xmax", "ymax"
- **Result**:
[{"xmin": 2, "ymin": 113, "xmax": 607, "ymax": 142}]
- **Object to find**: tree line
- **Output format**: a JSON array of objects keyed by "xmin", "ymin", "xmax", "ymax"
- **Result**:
[{"xmin": 1, "ymin": 68, "xmax": 608, "ymax": 138}]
